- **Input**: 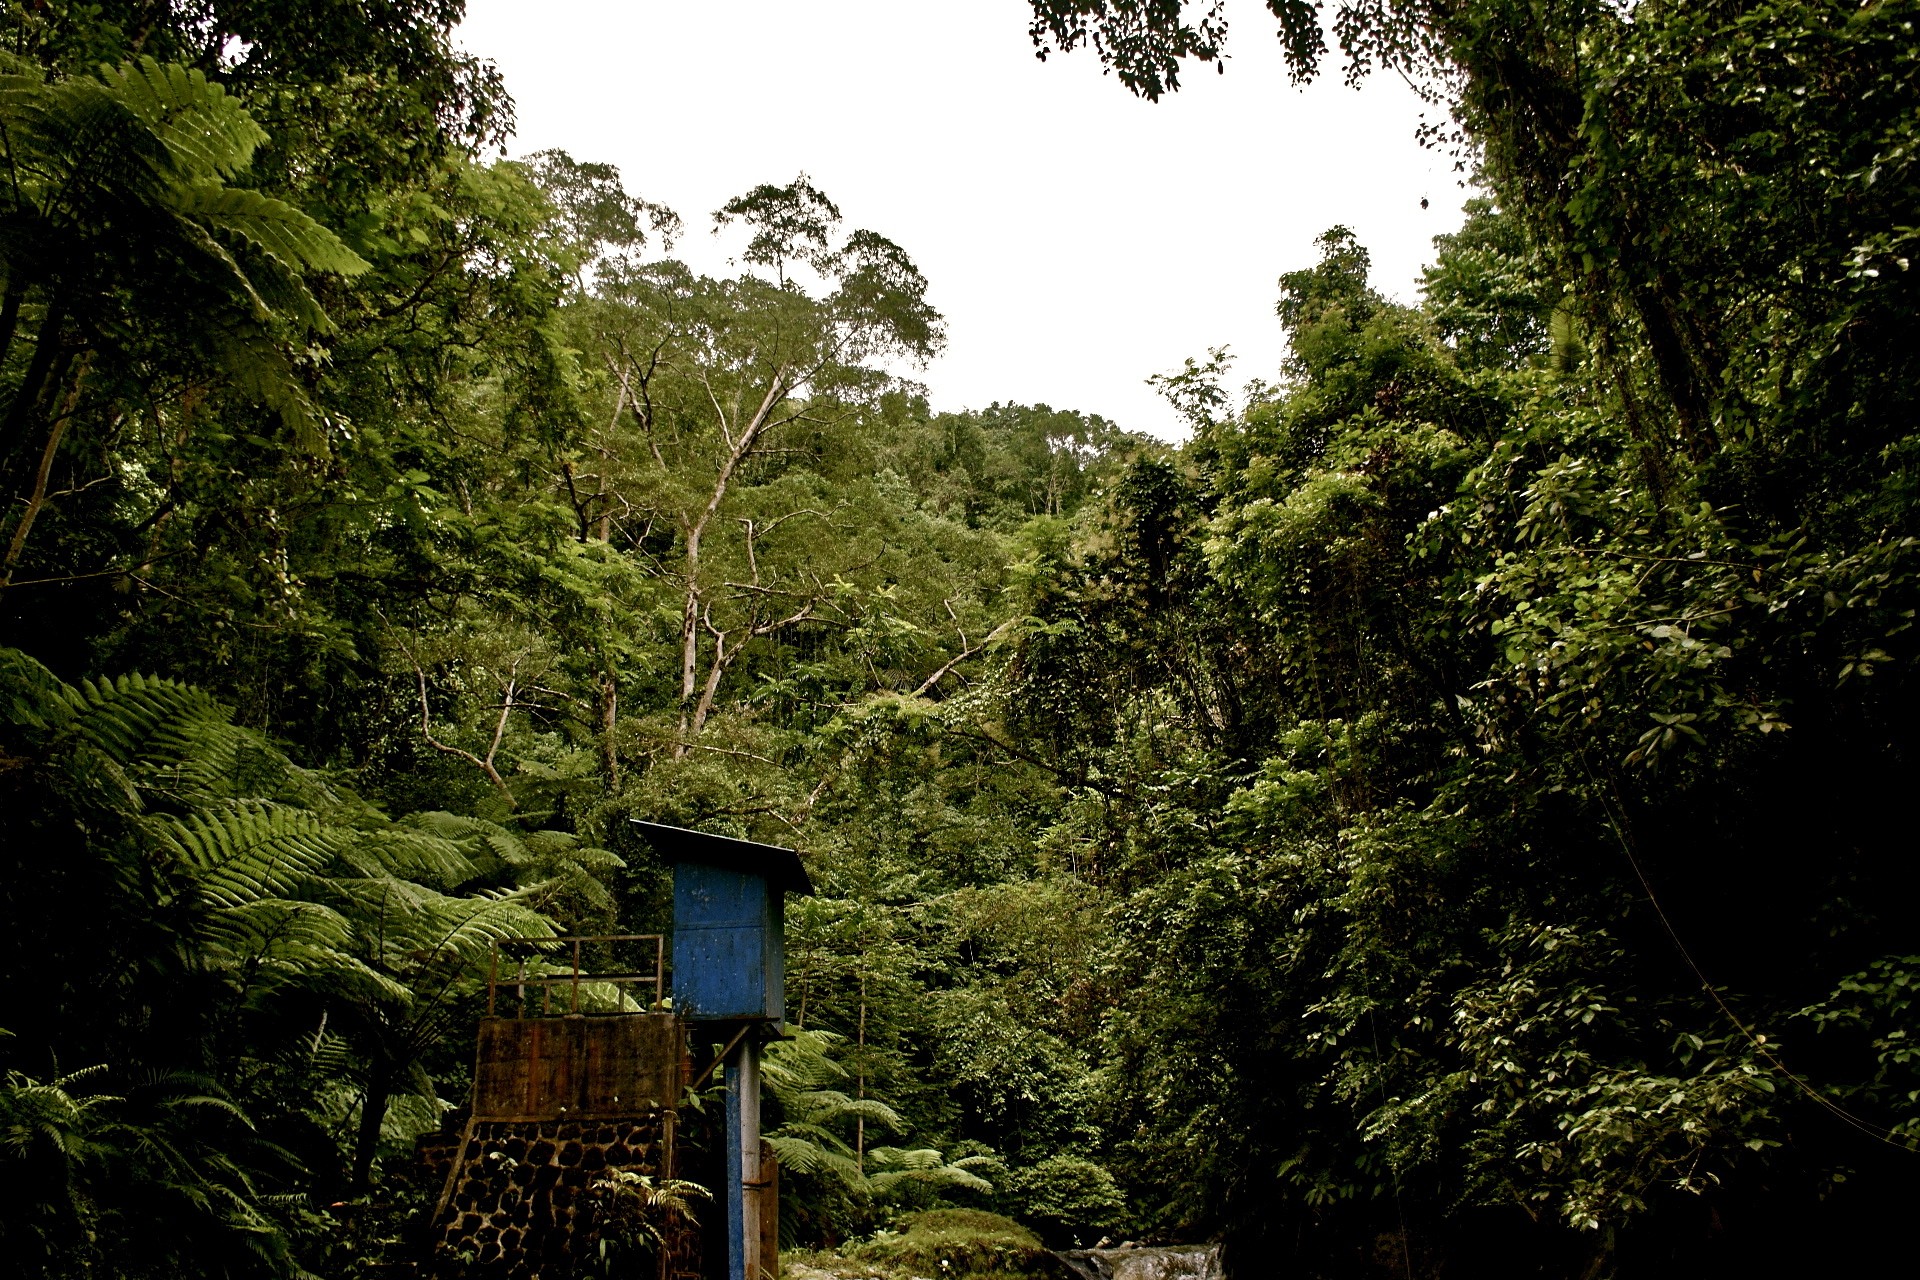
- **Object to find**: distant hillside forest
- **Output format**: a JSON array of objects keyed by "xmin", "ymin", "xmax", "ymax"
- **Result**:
[{"xmin": 4, "ymin": 2, "xmax": 1919, "ymax": 1278}]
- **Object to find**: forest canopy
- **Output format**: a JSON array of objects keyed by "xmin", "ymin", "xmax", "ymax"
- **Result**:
[{"xmin": 3, "ymin": 2, "xmax": 1918, "ymax": 1278}]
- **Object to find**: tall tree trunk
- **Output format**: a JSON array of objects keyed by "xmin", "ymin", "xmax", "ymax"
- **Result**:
[
  {"xmin": 0, "ymin": 299, "xmax": 69, "ymax": 470},
  {"xmin": 1442, "ymin": 7, "xmax": 1717, "ymax": 457},
  {"xmin": 854, "ymin": 969, "xmax": 868, "ymax": 1175},
  {"xmin": 0, "ymin": 284, "xmax": 23, "ymax": 374},
  {"xmin": 598, "ymin": 661, "xmax": 620, "ymax": 791},
  {"xmin": 675, "ymin": 366, "xmax": 792, "ymax": 753},
  {"xmin": 1, "ymin": 353, "xmax": 92, "ymax": 593},
  {"xmin": 687, "ymin": 629, "xmax": 731, "ymax": 743},
  {"xmin": 352, "ymin": 1068, "xmax": 392, "ymax": 1191},
  {"xmin": 795, "ymin": 941, "xmax": 814, "ymax": 1029},
  {"xmin": 676, "ymin": 560, "xmax": 703, "ymax": 749}
]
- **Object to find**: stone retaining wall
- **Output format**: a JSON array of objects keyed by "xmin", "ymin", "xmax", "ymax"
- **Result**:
[{"xmin": 431, "ymin": 1112, "xmax": 695, "ymax": 1278}]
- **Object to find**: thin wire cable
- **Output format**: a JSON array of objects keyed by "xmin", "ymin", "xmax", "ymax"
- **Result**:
[{"xmin": 1578, "ymin": 751, "xmax": 1915, "ymax": 1152}]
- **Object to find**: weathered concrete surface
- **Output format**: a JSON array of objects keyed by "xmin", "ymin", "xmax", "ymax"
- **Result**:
[{"xmin": 1056, "ymin": 1244, "xmax": 1223, "ymax": 1280}]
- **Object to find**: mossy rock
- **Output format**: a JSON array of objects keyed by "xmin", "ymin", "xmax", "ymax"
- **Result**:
[{"xmin": 842, "ymin": 1209, "xmax": 1065, "ymax": 1278}]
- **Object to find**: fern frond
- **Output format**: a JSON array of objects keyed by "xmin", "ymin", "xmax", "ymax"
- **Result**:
[
  {"xmin": 139, "ymin": 694, "xmax": 334, "ymax": 809},
  {"xmin": 341, "ymin": 827, "xmax": 482, "ymax": 888},
  {"xmin": 172, "ymin": 213, "xmax": 276, "ymax": 319},
  {"xmin": 97, "ymin": 57, "xmax": 266, "ymax": 177},
  {"xmin": 205, "ymin": 326, "xmax": 327, "ymax": 450},
  {"xmin": 150, "ymin": 805, "xmax": 338, "ymax": 904},
  {"xmin": 175, "ymin": 183, "xmax": 368, "ymax": 277},
  {"xmin": 806, "ymin": 1095, "xmax": 903, "ymax": 1128},
  {"xmin": 238, "ymin": 248, "xmax": 335, "ymax": 333},
  {"xmin": 202, "ymin": 895, "xmax": 353, "ymax": 951},
  {"xmin": 869, "ymin": 1146, "xmax": 944, "ymax": 1171},
  {"xmin": 64, "ymin": 672, "xmax": 232, "ymax": 776},
  {"xmin": 522, "ymin": 829, "xmax": 575, "ymax": 857},
  {"xmin": 0, "ymin": 646, "xmax": 77, "ymax": 733},
  {"xmin": 402, "ymin": 811, "xmax": 495, "ymax": 841},
  {"xmin": 866, "ymin": 1147, "xmax": 995, "ymax": 1194},
  {"xmin": 409, "ymin": 897, "xmax": 553, "ymax": 961},
  {"xmin": 318, "ymin": 876, "xmax": 550, "ymax": 972},
  {"xmin": 15, "ymin": 75, "xmax": 171, "ymax": 202},
  {"xmin": 764, "ymin": 1135, "xmax": 863, "ymax": 1183}
]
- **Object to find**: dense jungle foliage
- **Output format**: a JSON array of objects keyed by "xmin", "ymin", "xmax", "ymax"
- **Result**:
[{"xmin": 2, "ymin": 1, "xmax": 1917, "ymax": 1277}]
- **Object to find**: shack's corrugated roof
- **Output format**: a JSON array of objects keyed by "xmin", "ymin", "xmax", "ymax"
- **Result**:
[{"xmin": 631, "ymin": 820, "xmax": 814, "ymax": 896}]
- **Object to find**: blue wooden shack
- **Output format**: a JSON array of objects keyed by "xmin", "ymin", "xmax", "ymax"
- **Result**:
[{"xmin": 634, "ymin": 820, "xmax": 813, "ymax": 1025}]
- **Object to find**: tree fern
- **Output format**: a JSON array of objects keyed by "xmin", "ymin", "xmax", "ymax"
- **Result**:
[
  {"xmin": 58, "ymin": 671, "xmax": 333, "ymax": 811},
  {"xmin": 0, "ymin": 1055, "xmax": 298, "ymax": 1279},
  {"xmin": 762, "ymin": 1028, "xmax": 909, "ymax": 1188},
  {"xmin": 1, "ymin": 647, "xmax": 607, "ymax": 1249},
  {"xmin": 154, "ymin": 805, "xmax": 339, "ymax": 902},
  {"xmin": 175, "ymin": 184, "xmax": 369, "ymax": 279},
  {"xmin": 95, "ymin": 58, "xmax": 267, "ymax": 178},
  {"xmin": 1, "ymin": 53, "xmax": 367, "ymax": 454},
  {"xmin": 865, "ymin": 1147, "xmax": 997, "ymax": 1195}
]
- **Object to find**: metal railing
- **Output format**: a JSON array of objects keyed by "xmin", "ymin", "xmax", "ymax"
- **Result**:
[{"xmin": 486, "ymin": 934, "xmax": 666, "ymax": 1017}]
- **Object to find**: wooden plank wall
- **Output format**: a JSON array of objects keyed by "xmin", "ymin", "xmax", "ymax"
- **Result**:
[{"xmin": 473, "ymin": 1014, "xmax": 683, "ymax": 1121}]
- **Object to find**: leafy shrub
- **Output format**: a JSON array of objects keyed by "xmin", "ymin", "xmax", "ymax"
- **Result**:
[
  {"xmin": 1000, "ymin": 1156, "xmax": 1126, "ymax": 1246},
  {"xmin": 849, "ymin": 1209, "xmax": 1061, "ymax": 1278}
]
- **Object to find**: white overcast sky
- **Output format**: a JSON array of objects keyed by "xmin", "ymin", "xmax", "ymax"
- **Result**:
[{"xmin": 456, "ymin": 0, "xmax": 1467, "ymax": 439}]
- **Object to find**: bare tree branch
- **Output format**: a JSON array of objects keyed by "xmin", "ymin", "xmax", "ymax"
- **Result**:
[
  {"xmin": 911, "ymin": 618, "xmax": 1016, "ymax": 698},
  {"xmin": 395, "ymin": 636, "xmax": 515, "ymax": 800}
]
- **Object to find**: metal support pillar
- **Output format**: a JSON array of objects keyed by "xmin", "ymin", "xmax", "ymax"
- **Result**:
[{"xmin": 724, "ymin": 1035, "xmax": 762, "ymax": 1280}]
